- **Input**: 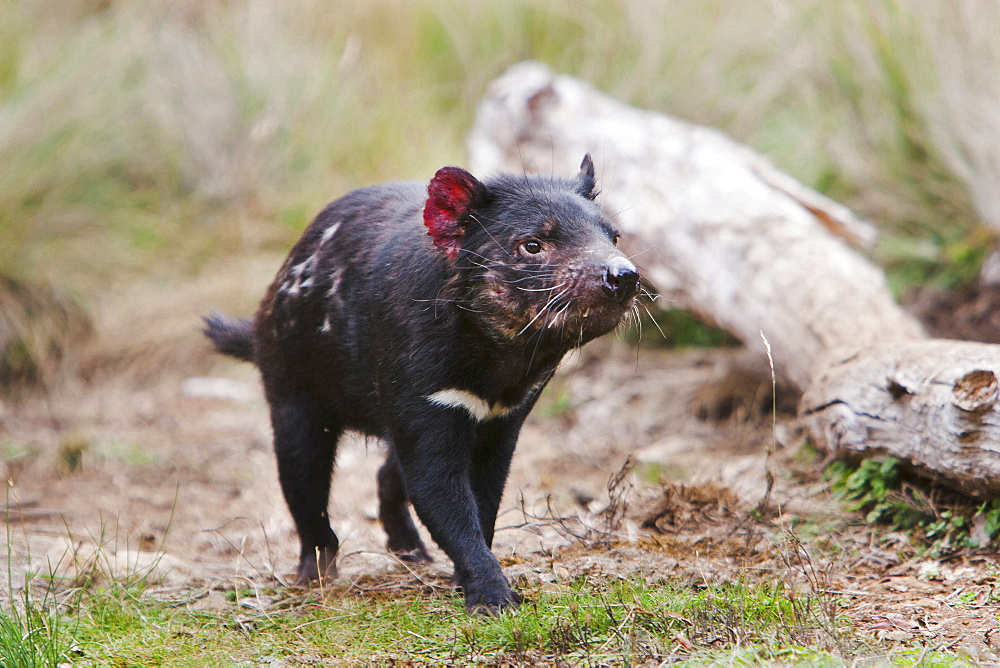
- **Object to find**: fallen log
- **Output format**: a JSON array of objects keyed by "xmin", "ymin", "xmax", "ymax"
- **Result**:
[{"xmin": 468, "ymin": 62, "xmax": 1000, "ymax": 497}]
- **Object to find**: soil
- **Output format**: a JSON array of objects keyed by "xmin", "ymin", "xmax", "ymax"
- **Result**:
[
  {"xmin": 2, "ymin": 287, "xmax": 999, "ymax": 660},
  {"xmin": 904, "ymin": 284, "xmax": 1000, "ymax": 344}
]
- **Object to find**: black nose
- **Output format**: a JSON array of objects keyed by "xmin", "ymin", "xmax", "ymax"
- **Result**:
[{"xmin": 601, "ymin": 257, "xmax": 639, "ymax": 302}]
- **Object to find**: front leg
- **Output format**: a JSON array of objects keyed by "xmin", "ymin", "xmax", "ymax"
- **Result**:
[
  {"xmin": 471, "ymin": 413, "xmax": 527, "ymax": 549},
  {"xmin": 390, "ymin": 410, "xmax": 518, "ymax": 614}
]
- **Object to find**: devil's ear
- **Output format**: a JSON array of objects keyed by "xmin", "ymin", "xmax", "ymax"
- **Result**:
[
  {"xmin": 423, "ymin": 167, "xmax": 488, "ymax": 259},
  {"xmin": 576, "ymin": 153, "xmax": 598, "ymax": 200}
]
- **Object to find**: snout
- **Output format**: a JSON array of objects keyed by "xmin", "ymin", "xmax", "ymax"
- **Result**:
[{"xmin": 601, "ymin": 256, "xmax": 639, "ymax": 303}]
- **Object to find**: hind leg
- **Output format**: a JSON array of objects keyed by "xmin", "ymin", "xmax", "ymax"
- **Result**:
[
  {"xmin": 270, "ymin": 399, "xmax": 341, "ymax": 582},
  {"xmin": 377, "ymin": 451, "xmax": 430, "ymax": 563}
]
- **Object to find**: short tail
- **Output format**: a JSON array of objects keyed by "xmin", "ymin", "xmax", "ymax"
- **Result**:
[{"xmin": 202, "ymin": 312, "xmax": 255, "ymax": 363}]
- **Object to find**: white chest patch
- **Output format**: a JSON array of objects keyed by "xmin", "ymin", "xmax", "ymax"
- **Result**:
[{"xmin": 425, "ymin": 388, "xmax": 517, "ymax": 422}]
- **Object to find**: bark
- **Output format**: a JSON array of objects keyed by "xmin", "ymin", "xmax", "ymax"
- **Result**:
[{"xmin": 468, "ymin": 62, "xmax": 1000, "ymax": 497}]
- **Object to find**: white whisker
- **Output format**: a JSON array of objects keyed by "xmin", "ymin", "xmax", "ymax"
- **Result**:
[{"xmin": 518, "ymin": 287, "xmax": 569, "ymax": 336}]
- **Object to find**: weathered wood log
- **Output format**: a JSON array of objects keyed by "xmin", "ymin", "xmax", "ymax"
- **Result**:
[
  {"xmin": 468, "ymin": 62, "xmax": 1000, "ymax": 497},
  {"xmin": 802, "ymin": 341, "xmax": 1000, "ymax": 497}
]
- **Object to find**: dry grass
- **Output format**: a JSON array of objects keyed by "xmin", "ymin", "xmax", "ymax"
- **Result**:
[
  {"xmin": 911, "ymin": 2, "xmax": 1000, "ymax": 231},
  {"xmin": 0, "ymin": 276, "xmax": 91, "ymax": 393}
]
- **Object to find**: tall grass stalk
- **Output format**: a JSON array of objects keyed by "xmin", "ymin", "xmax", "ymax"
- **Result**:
[{"xmin": 3, "ymin": 485, "xmax": 74, "ymax": 666}]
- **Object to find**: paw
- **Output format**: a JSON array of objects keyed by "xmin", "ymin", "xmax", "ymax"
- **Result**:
[
  {"xmin": 464, "ymin": 581, "xmax": 522, "ymax": 615},
  {"xmin": 294, "ymin": 547, "xmax": 338, "ymax": 585},
  {"xmin": 391, "ymin": 545, "xmax": 432, "ymax": 564}
]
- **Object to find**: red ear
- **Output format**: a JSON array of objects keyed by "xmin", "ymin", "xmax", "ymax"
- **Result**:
[{"xmin": 423, "ymin": 167, "xmax": 487, "ymax": 259}]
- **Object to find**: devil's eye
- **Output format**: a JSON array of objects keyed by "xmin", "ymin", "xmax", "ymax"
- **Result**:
[
  {"xmin": 613, "ymin": 234, "xmax": 620, "ymax": 247},
  {"xmin": 521, "ymin": 240, "xmax": 543, "ymax": 255}
]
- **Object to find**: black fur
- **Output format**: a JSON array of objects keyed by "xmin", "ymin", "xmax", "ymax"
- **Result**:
[
  {"xmin": 201, "ymin": 312, "xmax": 255, "ymax": 362},
  {"xmin": 204, "ymin": 156, "xmax": 639, "ymax": 613}
]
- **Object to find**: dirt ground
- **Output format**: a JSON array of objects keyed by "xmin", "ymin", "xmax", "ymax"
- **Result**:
[{"xmin": 2, "ymin": 315, "xmax": 1000, "ymax": 659}]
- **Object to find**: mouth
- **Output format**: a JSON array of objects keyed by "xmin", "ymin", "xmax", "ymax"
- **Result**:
[
  {"xmin": 535, "ymin": 293, "xmax": 635, "ymax": 344},
  {"xmin": 477, "ymin": 268, "xmax": 639, "ymax": 347}
]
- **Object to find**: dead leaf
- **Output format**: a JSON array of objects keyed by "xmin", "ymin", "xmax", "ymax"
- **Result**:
[{"xmin": 886, "ymin": 616, "xmax": 920, "ymax": 631}]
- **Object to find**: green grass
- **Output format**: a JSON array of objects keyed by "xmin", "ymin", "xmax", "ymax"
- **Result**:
[
  {"xmin": 48, "ymin": 575, "xmax": 853, "ymax": 665},
  {"xmin": 4, "ymin": 501, "xmax": 854, "ymax": 665},
  {"xmin": 5, "ymin": 547, "xmax": 983, "ymax": 666},
  {"xmin": 4, "ymin": 506, "xmax": 978, "ymax": 666},
  {"xmin": 3, "ymin": 495, "xmax": 78, "ymax": 667},
  {"xmin": 0, "ymin": 579, "xmax": 74, "ymax": 668}
]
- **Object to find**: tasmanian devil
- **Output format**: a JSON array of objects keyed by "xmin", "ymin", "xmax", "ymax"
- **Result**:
[{"xmin": 203, "ymin": 155, "xmax": 639, "ymax": 613}]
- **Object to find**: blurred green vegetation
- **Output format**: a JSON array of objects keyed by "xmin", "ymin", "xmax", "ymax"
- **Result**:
[
  {"xmin": 622, "ymin": 307, "xmax": 741, "ymax": 349},
  {"xmin": 1, "ymin": 0, "xmax": 997, "ymax": 385}
]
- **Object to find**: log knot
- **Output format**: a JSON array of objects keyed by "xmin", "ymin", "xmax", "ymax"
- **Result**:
[
  {"xmin": 817, "ymin": 402, "xmax": 866, "ymax": 454},
  {"xmin": 952, "ymin": 369, "xmax": 998, "ymax": 414},
  {"xmin": 887, "ymin": 379, "xmax": 912, "ymax": 400}
]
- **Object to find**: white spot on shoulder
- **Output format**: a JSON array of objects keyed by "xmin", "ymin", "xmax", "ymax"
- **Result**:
[
  {"xmin": 425, "ymin": 388, "xmax": 516, "ymax": 422},
  {"xmin": 327, "ymin": 267, "xmax": 343, "ymax": 299},
  {"xmin": 292, "ymin": 256, "xmax": 316, "ymax": 277},
  {"xmin": 320, "ymin": 316, "xmax": 332, "ymax": 333},
  {"xmin": 320, "ymin": 222, "xmax": 341, "ymax": 244},
  {"xmin": 281, "ymin": 255, "xmax": 319, "ymax": 298}
]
